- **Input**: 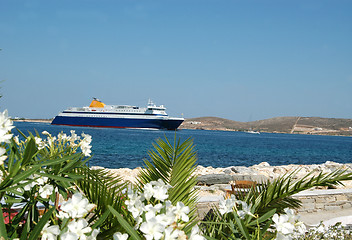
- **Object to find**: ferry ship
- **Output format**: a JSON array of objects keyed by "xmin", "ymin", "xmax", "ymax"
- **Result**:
[{"xmin": 51, "ymin": 98, "xmax": 184, "ymax": 130}]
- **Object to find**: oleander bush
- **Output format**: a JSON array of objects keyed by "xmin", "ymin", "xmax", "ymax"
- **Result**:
[{"xmin": 1, "ymin": 108, "xmax": 352, "ymax": 240}]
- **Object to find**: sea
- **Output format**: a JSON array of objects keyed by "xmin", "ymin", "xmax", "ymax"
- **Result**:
[{"xmin": 13, "ymin": 122, "xmax": 352, "ymax": 169}]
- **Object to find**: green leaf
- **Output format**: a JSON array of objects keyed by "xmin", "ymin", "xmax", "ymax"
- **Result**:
[
  {"xmin": 28, "ymin": 207, "xmax": 55, "ymax": 240},
  {"xmin": 233, "ymin": 217, "xmax": 250, "ymax": 240},
  {"xmin": 108, "ymin": 206, "xmax": 142, "ymax": 240},
  {"xmin": 22, "ymin": 137, "xmax": 38, "ymax": 166},
  {"xmin": 91, "ymin": 209, "xmax": 111, "ymax": 229},
  {"xmin": 0, "ymin": 204, "xmax": 8, "ymax": 237},
  {"xmin": 249, "ymin": 208, "xmax": 276, "ymax": 226}
]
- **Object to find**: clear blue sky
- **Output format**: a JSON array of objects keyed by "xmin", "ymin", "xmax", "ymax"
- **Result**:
[{"xmin": 1, "ymin": 0, "xmax": 351, "ymax": 122}]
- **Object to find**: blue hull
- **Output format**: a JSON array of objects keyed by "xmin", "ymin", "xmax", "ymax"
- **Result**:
[{"xmin": 51, "ymin": 116, "xmax": 183, "ymax": 130}]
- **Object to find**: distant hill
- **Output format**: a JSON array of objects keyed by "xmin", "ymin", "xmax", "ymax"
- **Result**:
[{"xmin": 180, "ymin": 116, "xmax": 352, "ymax": 136}]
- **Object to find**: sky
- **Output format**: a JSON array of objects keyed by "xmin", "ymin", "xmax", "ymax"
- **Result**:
[{"xmin": 1, "ymin": 0, "xmax": 351, "ymax": 122}]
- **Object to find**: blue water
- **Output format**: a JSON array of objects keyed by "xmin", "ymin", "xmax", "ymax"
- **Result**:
[{"xmin": 13, "ymin": 122, "xmax": 352, "ymax": 169}]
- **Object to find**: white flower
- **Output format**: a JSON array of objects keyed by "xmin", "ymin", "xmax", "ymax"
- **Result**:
[
  {"xmin": 66, "ymin": 219, "xmax": 92, "ymax": 239},
  {"xmin": 139, "ymin": 217, "xmax": 164, "ymax": 240},
  {"xmin": 113, "ymin": 232, "xmax": 129, "ymax": 240},
  {"xmin": 0, "ymin": 110, "xmax": 14, "ymax": 132},
  {"xmin": 41, "ymin": 223, "xmax": 60, "ymax": 240},
  {"xmin": 173, "ymin": 202, "xmax": 190, "ymax": 222},
  {"xmin": 47, "ymin": 136, "xmax": 57, "ymax": 147},
  {"xmin": 87, "ymin": 228, "xmax": 100, "ymax": 240},
  {"xmin": 57, "ymin": 210, "xmax": 70, "ymax": 220},
  {"xmin": 81, "ymin": 133, "xmax": 92, "ymax": 144},
  {"xmin": 42, "ymin": 131, "xmax": 50, "ymax": 136},
  {"xmin": 36, "ymin": 175, "xmax": 49, "ymax": 185},
  {"xmin": 35, "ymin": 137, "xmax": 47, "ymax": 150},
  {"xmin": 60, "ymin": 231, "xmax": 78, "ymax": 240},
  {"xmin": 69, "ymin": 130, "xmax": 80, "ymax": 146},
  {"xmin": 237, "ymin": 201, "xmax": 255, "ymax": 219},
  {"xmin": 57, "ymin": 132, "xmax": 68, "ymax": 141},
  {"xmin": 152, "ymin": 184, "xmax": 169, "ymax": 202},
  {"xmin": 189, "ymin": 225, "xmax": 205, "ymax": 240},
  {"xmin": 0, "ymin": 147, "xmax": 7, "ymax": 165},
  {"xmin": 144, "ymin": 203, "xmax": 163, "ymax": 220},
  {"xmin": 275, "ymin": 232, "xmax": 290, "ymax": 240},
  {"xmin": 218, "ymin": 198, "xmax": 235, "ymax": 215},
  {"xmin": 316, "ymin": 224, "xmax": 326, "ymax": 233},
  {"xmin": 273, "ymin": 213, "xmax": 295, "ymax": 235},
  {"xmin": 60, "ymin": 192, "xmax": 96, "ymax": 219},
  {"xmin": 143, "ymin": 180, "xmax": 170, "ymax": 202},
  {"xmin": 80, "ymin": 141, "xmax": 92, "ymax": 157},
  {"xmin": 39, "ymin": 184, "xmax": 54, "ymax": 198},
  {"xmin": 13, "ymin": 135, "xmax": 20, "ymax": 144},
  {"xmin": 0, "ymin": 128, "xmax": 13, "ymax": 143},
  {"xmin": 143, "ymin": 182, "xmax": 154, "ymax": 201},
  {"xmin": 127, "ymin": 199, "xmax": 145, "ymax": 219},
  {"xmin": 164, "ymin": 227, "xmax": 181, "ymax": 240},
  {"xmin": 283, "ymin": 208, "xmax": 298, "ymax": 224},
  {"xmin": 294, "ymin": 221, "xmax": 306, "ymax": 236}
]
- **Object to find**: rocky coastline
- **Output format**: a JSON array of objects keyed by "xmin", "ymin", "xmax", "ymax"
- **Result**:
[{"xmin": 92, "ymin": 161, "xmax": 352, "ymax": 197}]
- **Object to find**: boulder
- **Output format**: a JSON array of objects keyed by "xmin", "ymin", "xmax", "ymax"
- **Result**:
[
  {"xmin": 231, "ymin": 174, "xmax": 269, "ymax": 184},
  {"xmin": 197, "ymin": 174, "xmax": 233, "ymax": 185}
]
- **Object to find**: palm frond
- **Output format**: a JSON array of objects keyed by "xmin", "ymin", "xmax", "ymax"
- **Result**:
[
  {"xmin": 75, "ymin": 167, "xmax": 130, "ymax": 238},
  {"xmin": 248, "ymin": 168, "xmax": 352, "ymax": 215},
  {"xmin": 137, "ymin": 134, "xmax": 199, "ymax": 232}
]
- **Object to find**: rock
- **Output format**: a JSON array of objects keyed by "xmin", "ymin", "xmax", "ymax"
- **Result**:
[
  {"xmin": 231, "ymin": 166, "xmax": 256, "ymax": 175},
  {"xmin": 223, "ymin": 168, "xmax": 233, "ymax": 174},
  {"xmin": 197, "ymin": 174, "xmax": 233, "ymax": 185},
  {"xmin": 232, "ymin": 174, "xmax": 269, "ymax": 183},
  {"xmin": 257, "ymin": 162, "xmax": 270, "ymax": 167}
]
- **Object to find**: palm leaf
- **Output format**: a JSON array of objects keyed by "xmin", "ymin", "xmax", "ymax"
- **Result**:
[
  {"xmin": 247, "ymin": 168, "xmax": 352, "ymax": 215},
  {"xmin": 75, "ymin": 167, "xmax": 130, "ymax": 238},
  {"xmin": 136, "ymin": 134, "xmax": 199, "ymax": 232}
]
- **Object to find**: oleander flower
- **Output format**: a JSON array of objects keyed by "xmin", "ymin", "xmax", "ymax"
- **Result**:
[
  {"xmin": 0, "ymin": 110, "xmax": 14, "ymax": 132},
  {"xmin": 164, "ymin": 227, "xmax": 181, "ymax": 240},
  {"xmin": 284, "ymin": 208, "xmax": 298, "ymax": 223},
  {"xmin": 47, "ymin": 136, "xmax": 57, "ymax": 147},
  {"xmin": 173, "ymin": 202, "xmax": 190, "ymax": 222},
  {"xmin": 0, "ymin": 128, "xmax": 13, "ymax": 143},
  {"xmin": 127, "ymin": 199, "xmax": 145, "ymax": 219},
  {"xmin": 66, "ymin": 218, "xmax": 92, "ymax": 239},
  {"xmin": 13, "ymin": 135, "xmax": 20, "ymax": 145},
  {"xmin": 113, "ymin": 232, "xmax": 129, "ymax": 240},
  {"xmin": 41, "ymin": 223, "xmax": 60, "ymax": 240},
  {"xmin": 218, "ymin": 198, "xmax": 235, "ymax": 215},
  {"xmin": 59, "ymin": 232, "xmax": 78, "ymax": 240},
  {"xmin": 0, "ymin": 147, "xmax": 7, "ymax": 165},
  {"xmin": 60, "ymin": 192, "xmax": 96, "ymax": 219},
  {"xmin": 144, "ymin": 203, "xmax": 163, "ymax": 220},
  {"xmin": 42, "ymin": 131, "xmax": 50, "ymax": 136},
  {"xmin": 237, "ymin": 201, "xmax": 255, "ymax": 219},
  {"xmin": 143, "ymin": 179, "xmax": 170, "ymax": 202},
  {"xmin": 87, "ymin": 228, "xmax": 100, "ymax": 240},
  {"xmin": 189, "ymin": 225, "xmax": 205, "ymax": 240},
  {"xmin": 273, "ymin": 213, "xmax": 295, "ymax": 235},
  {"xmin": 57, "ymin": 132, "xmax": 68, "ymax": 141},
  {"xmin": 39, "ymin": 184, "xmax": 54, "ymax": 198},
  {"xmin": 80, "ymin": 133, "xmax": 92, "ymax": 157},
  {"xmin": 139, "ymin": 217, "xmax": 164, "ymax": 240},
  {"xmin": 35, "ymin": 137, "xmax": 47, "ymax": 150}
]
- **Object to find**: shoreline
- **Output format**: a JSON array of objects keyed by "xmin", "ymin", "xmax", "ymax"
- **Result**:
[
  {"xmin": 13, "ymin": 119, "xmax": 52, "ymax": 123},
  {"xmin": 13, "ymin": 119, "xmax": 351, "ymax": 137},
  {"xmin": 92, "ymin": 161, "xmax": 352, "ymax": 189}
]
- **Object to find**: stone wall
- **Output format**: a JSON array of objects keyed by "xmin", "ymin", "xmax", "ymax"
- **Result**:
[
  {"xmin": 293, "ymin": 189, "xmax": 352, "ymax": 213},
  {"xmin": 196, "ymin": 189, "xmax": 352, "ymax": 219}
]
